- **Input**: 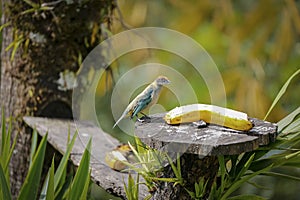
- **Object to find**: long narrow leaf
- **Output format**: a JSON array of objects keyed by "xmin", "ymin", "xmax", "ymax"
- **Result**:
[
  {"xmin": 46, "ymin": 158, "xmax": 55, "ymax": 200},
  {"xmin": 281, "ymin": 118, "xmax": 300, "ymax": 134},
  {"xmin": 235, "ymin": 153, "xmax": 255, "ymax": 181},
  {"xmin": 18, "ymin": 133, "xmax": 48, "ymax": 200},
  {"xmin": 29, "ymin": 128, "xmax": 38, "ymax": 166},
  {"xmin": 261, "ymin": 171, "xmax": 300, "ymax": 181},
  {"xmin": 166, "ymin": 154, "xmax": 181, "ymax": 183},
  {"xmin": 79, "ymin": 170, "xmax": 91, "ymax": 200},
  {"xmin": 264, "ymin": 69, "xmax": 300, "ymax": 120},
  {"xmin": 220, "ymin": 165, "xmax": 273, "ymax": 200},
  {"xmin": 228, "ymin": 194, "xmax": 266, "ymax": 200},
  {"xmin": 0, "ymin": 165, "xmax": 12, "ymax": 200},
  {"xmin": 55, "ymin": 172, "xmax": 73, "ymax": 200},
  {"xmin": 3, "ymin": 128, "xmax": 18, "ymax": 181},
  {"xmin": 53, "ymin": 131, "xmax": 77, "ymax": 190},
  {"xmin": 1, "ymin": 108, "xmax": 7, "ymax": 155},
  {"xmin": 69, "ymin": 138, "xmax": 91, "ymax": 200},
  {"xmin": 278, "ymin": 107, "xmax": 300, "ymax": 132},
  {"xmin": 39, "ymin": 130, "xmax": 77, "ymax": 200}
]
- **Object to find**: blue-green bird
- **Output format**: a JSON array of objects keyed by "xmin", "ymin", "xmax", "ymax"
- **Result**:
[{"xmin": 113, "ymin": 76, "xmax": 170, "ymax": 128}]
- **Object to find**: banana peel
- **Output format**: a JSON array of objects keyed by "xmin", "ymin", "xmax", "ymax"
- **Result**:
[
  {"xmin": 164, "ymin": 104, "xmax": 253, "ymax": 131},
  {"xmin": 105, "ymin": 144, "xmax": 135, "ymax": 171}
]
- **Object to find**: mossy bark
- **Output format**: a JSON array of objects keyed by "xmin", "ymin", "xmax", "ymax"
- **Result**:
[{"xmin": 0, "ymin": 0, "xmax": 114, "ymax": 198}]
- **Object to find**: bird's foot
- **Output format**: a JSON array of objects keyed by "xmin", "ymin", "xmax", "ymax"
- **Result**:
[
  {"xmin": 192, "ymin": 120, "xmax": 207, "ymax": 128},
  {"xmin": 140, "ymin": 112, "xmax": 151, "ymax": 119},
  {"xmin": 137, "ymin": 116, "xmax": 151, "ymax": 123}
]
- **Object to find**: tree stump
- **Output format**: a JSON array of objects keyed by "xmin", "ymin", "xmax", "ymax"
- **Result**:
[{"xmin": 135, "ymin": 113, "xmax": 277, "ymax": 199}]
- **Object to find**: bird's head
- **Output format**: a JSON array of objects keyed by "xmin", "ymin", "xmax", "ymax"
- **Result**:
[{"xmin": 155, "ymin": 76, "xmax": 170, "ymax": 86}]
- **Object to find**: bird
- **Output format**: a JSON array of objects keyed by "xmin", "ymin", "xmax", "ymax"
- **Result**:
[{"xmin": 113, "ymin": 76, "xmax": 170, "ymax": 128}]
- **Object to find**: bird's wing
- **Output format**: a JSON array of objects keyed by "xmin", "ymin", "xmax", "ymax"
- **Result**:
[{"xmin": 131, "ymin": 87, "xmax": 154, "ymax": 118}]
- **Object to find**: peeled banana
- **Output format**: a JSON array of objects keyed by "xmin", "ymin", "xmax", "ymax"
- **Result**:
[{"xmin": 164, "ymin": 104, "xmax": 253, "ymax": 131}]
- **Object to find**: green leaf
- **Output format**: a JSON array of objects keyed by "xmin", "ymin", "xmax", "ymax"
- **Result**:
[
  {"xmin": 79, "ymin": 170, "xmax": 91, "ymax": 200},
  {"xmin": 0, "ymin": 164, "xmax": 12, "ymax": 200},
  {"xmin": 18, "ymin": 133, "xmax": 48, "ymax": 200},
  {"xmin": 0, "ymin": 113, "xmax": 16, "ymax": 190},
  {"xmin": 45, "ymin": 158, "xmax": 55, "ymax": 200},
  {"xmin": 29, "ymin": 129, "xmax": 38, "ymax": 166},
  {"xmin": 3, "ymin": 126, "xmax": 17, "ymax": 187},
  {"xmin": 278, "ymin": 107, "xmax": 300, "ymax": 132},
  {"xmin": 261, "ymin": 171, "xmax": 300, "ymax": 181},
  {"xmin": 69, "ymin": 138, "xmax": 91, "ymax": 200},
  {"xmin": 55, "ymin": 172, "xmax": 73, "ymax": 200},
  {"xmin": 53, "ymin": 131, "xmax": 77, "ymax": 193},
  {"xmin": 11, "ymin": 39, "xmax": 24, "ymax": 61},
  {"xmin": 220, "ymin": 165, "xmax": 272, "ymax": 200},
  {"xmin": 264, "ymin": 69, "xmax": 300, "ymax": 120},
  {"xmin": 0, "ymin": 22, "xmax": 10, "ymax": 32},
  {"xmin": 166, "ymin": 154, "xmax": 182, "ymax": 185},
  {"xmin": 23, "ymin": 0, "xmax": 39, "ymax": 8},
  {"xmin": 227, "ymin": 194, "xmax": 266, "ymax": 200},
  {"xmin": 1, "ymin": 108, "xmax": 6, "ymax": 154},
  {"xmin": 235, "ymin": 153, "xmax": 255, "ymax": 181},
  {"xmin": 281, "ymin": 117, "xmax": 300, "ymax": 134},
  {"xmin": 41, "ymin": 135, "xmax": 76, "ymax": 200},
  {"xmin": 124, "ymin": 173, "xmax": 139, "ymax": 200}
]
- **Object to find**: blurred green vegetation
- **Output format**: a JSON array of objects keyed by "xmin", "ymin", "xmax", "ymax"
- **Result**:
[
  {"xmin": 95, "ymin": 1, "xmax": 300, "ymax": 199},
  {"xmin": 97, "ymin": 0, "xmax": 299, "ymax": 123}
]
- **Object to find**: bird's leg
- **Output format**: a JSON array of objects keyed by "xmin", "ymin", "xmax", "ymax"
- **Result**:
[
  {"xmin": 140, "ymin": 112, "xmax": 151, "ymax": 119},
  {"xmin": 136, "ymin": 113, "xmax": 151, "ymax": 123},
  {"xmin": 136, "ymin": 117, "xmax": 145, "ymax": 122}
]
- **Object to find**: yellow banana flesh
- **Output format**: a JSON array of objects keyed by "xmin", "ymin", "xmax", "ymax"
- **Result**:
[{"xmin": 164, "ymin": 104, "xmax": 253, "ymax": 131}]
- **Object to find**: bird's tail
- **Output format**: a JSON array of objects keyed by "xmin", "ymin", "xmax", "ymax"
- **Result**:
[{"xmin": 112, "ymin": 112, "xmax": 126, "ymax": 129}]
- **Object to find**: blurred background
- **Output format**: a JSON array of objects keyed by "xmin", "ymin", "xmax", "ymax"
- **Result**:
[
  {"xmin": 94, "ymin": 1, "xmax": 300, "ymax": 199},
  {"xmin": 97, "ymin": 0, "xmax": 299, "ymax": 135}
]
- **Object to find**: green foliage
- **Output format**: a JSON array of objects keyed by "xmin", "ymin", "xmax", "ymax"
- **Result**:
[
  {"xmin": 0, "ymin": 111, "xmax": 93, "ymax": 200},
  {"xmin": 0, "ymin": 165, "xmax": 11, "ymax": 200},
  {"xmin": 121, "ymin": 69, "xmax": 300, "ymax": 199},
  {"xmin": 211, "ymin": 70, "xmax": 300, "ymax": 199},
  {"xmin": 123, "ymin": 137, "xmax": 183, "ymax": 199},
  {"xmin": 264, "ymin": 69, "xmax": 300, "ymax": 120},
  {"xmin": 46, "ymin": 158, "xmax": 55, "ymax": 200},
  {"xmin": 18, "ymin": 130, "xmax": 48, "ymax": 200},
  {"xmin": 68, "ymin": 138, "xmax": 92, "ymax": 200},
  {"xmin": 124, "ymin": 174, "xmax": 139, "ymax": 200},
  {"xmin": 165, "ymin": 153, "xmax": 183, "ymax": 186},
  {"xmin": 40, "ymin": 130, "xmax": 78, "ymax": 200},
  {"xmin": 0, "ymin": 109, "xmax": 17, "ymax": 200},
  {"xmin": 185, "ymin": 178, "xmax": 208, "ymax": 200}
]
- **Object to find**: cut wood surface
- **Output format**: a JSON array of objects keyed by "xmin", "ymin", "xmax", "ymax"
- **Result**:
[
  {"xmin": 23, "ymin": 116, "xmax": 148, "ymax": 199},
  {"xmin": 23, "ymin": 113, "xmax": 278, "ymax": 199},
  {"xmin": 135, "ymin": 113, "xmax": 278, "ymax": 156}
]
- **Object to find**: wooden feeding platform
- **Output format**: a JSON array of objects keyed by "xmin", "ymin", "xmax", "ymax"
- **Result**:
[
  {"xmin": 23, "ymin": 112, "xmax": 277, "ymax": 200},
  {"xmin": 135, "ymin": 113, "xmax": 277, "ymax": 199},
  {"xmin": 135, "ymin": 113, "xmax": 278, "ymax": 156}
]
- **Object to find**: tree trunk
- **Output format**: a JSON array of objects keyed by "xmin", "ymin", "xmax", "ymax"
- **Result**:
[
  {"xmin": 151, "ymin": 155, "xmax": 219, "ymax": 200},
  {"xmin": 0, "ymin": 0, "xmax": 114, "ymax": 198}
]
